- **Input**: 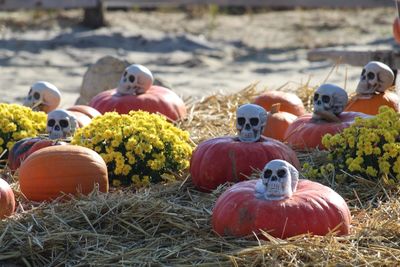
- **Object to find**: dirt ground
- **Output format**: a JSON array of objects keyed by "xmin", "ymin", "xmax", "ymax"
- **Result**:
[{"xmin": 0, "ymin": 7, "xmax": 397, "ymax": 107}]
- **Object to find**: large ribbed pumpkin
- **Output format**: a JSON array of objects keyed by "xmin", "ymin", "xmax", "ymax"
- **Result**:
[
  {"xmin": 8, "ymin": 137, "xmax": 66, "ymax": 172},
  {"xmin": 89, "ymin": 86, "xmax": 187, "ymax": 121},
  {"xmin": 19, "ymin": 145, "xmax": 108, "ymax": 201},
  {"xmin": 212, "ymin": 179, "xmax": 351, "ymax": 239},
  {"xmin": 67, "ymin": 105, "xmax": 101, "ymax": 127},
  {"xmin": 284, "ymin": 112, "xmax": 370, "ymax": 150},
  {"xmin": 190, "ymin": 136, "xmax": 300, "ymax": 191},
  {"xmin": 344, "ymin": 92, "xmax": 399, "ymax": 115},
  {"xmin": 263, "ymin": 103, "xmax": 297, "ymax": 142},
  {"xmin": 0, "ymin": 178, "xmax": 15, "ymax": 219},
  {"xmin": 253, "ymin": 91, "xmax": 306, "ymax": 116}
]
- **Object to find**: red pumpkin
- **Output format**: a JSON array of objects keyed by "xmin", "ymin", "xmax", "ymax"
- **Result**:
[
  {"xmin": 19, "ymin": 145, "xmax": 108, "ymax": 201},
  {"xmin": 89, "ymin": 86, "xmax": 187, "ymax": 121},
  {"xmin": 190, "ymin": 136, "xmax": 300, "ymax": 191},
  {"xmin": 212, "ymin": 179, "xmax": 351, "ymax": 239},
  {"xmin": 263, "ymin": 103, "xmax": 297, "ymax": 142},
  {"xmin": 344, "ymin": 92, "xmax": 399, "ymax": 115},
  {"xmin": 8, "ymin": 137, "xmax": 66, "ymax": 172},
  {"xmin": 0, "ymin": 178, "xmax": 15, "ymax": 219},
  {"xmin": 67, "ymin": 105, "xmax": 101, "ymax": 127},
  {"xmin": 253, "ymin": 91, "xmax": 306, "ymax": 116},
  {"xmin": 284, "ymin": 112, "xmax": 370, "ymax": 150},
  {"xmin": 393, "ymin": 17, "xmax": 400, "ymax": 44}
]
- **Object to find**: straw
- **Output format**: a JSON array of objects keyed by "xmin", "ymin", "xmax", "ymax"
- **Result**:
[{"xmin": 0, "ymin": 83, "xmax": 399, "ymax": 266}]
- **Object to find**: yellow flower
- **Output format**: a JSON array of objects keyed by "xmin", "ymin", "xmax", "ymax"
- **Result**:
[{"xmin": 72, "ymin": 110, "xmax": 193, "ymax": 187}]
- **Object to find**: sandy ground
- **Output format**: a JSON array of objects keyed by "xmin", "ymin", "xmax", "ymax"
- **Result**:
[{"xmin": 0, "ymin": 7, "xmax": 397, "ymax": 108}]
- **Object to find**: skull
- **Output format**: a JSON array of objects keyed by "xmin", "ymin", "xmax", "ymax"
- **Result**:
[
  {"xmin": 356, "ymin": 61, "xmax": 394, "ymax": 95},
  {"xmin": 46, "ymin": 109, "xmax": 78, "ymax": 139},
  {"xmin": 312, "ymin": 84, "xmax": 348, "ymax": 121},
  {"xmin": 236, "ymin": 104, "xmax": 267, "ymax": 143},
  {"xmin": 117, "ymin": 64, "xmax": 154, "ymax": 95},
  {"xmin": 23, "ymin": 81, "xmax": 61, "ymax": 113},
  {"xmin": 255, "ymin": 159, "xmax": 299, "ymax": 200}
]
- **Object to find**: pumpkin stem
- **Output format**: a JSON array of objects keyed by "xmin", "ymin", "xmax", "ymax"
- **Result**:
[{"xmin": 270, "ymin": 103, "xmax": 281, "ymax": 114}]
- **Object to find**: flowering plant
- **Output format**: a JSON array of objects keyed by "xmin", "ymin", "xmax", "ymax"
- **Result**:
[
  {"xmin": 72, "ymin": 111, "xmax": 193, "ymax": 187},
  {"xmin": 0, "ymin": 103, "xmax": 47, "ymax": 156},
  {"xmin": 303, "ymin": 106, "xmax": 400, "ymax": 184}
]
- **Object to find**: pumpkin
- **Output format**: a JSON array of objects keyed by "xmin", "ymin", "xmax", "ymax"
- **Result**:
[
  {"xmin": 8, "ymin": 137, "xmax": 66, "ymax": 172},
  {"xmin": 284, "ymin": 112, "xmax": 370, "ymax": 150},
  {"xmin": 89, "ymin": 86, "xmax": 187, "ymax": 121},
  {"xmin": 253, "ymin": 91, "xmax": 306, "ymax": 116},
  {"xmin": 0, "ymin": 178, "xmax": 15, "ymax": 219},
  {"xmin": 263, "ymin": 103, "xmax": 297, "ymax": 142},
  {"xmin": 344, "ymin": 92, "xmax": 399, "ymax": 115},
  {"xmin": 67, "ymin": 105, "xmax": 101, "ymax": 127},
  {"xmin": 190, "ymin": 136, "xmax": 300, "ymax": 191},
  {"xmin": 212, "ymin": 179, "xmax": 351, "ymax": 239},
  {"xmin": 393, "ymin": 17, "xmax": 400, "ymax": 44},
  {"xmin": 19, "ymin": 145, "xmax": 108, "ymax": 201}
]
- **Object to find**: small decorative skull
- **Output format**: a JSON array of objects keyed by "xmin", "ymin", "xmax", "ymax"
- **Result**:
[
  {"xmin": 46, "ymin": 109, "xmax": 78, "ymax": 139},
  {"xmin": 356, "ymin": 61, "xmax": 394, "ymax": 95},
  {"xmin": 23, "ymin": 81, "xmax": 61, "ymax": 113},
  {"xmin": 255, "ymin": 159, "xmax": 299, "ymax": 200},
  {"xmin": 117, "ymin": 64, "xmax": 154, "ymax": 95},
  {"xmin": 312, "ymin": 84, "xmax": 348, "ymax": 122},
  {"xmin": 236, "ymin": 104, "xmax": 267, "ymax": 143}
]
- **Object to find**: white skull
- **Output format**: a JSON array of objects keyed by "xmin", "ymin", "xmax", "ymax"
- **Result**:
[
  {"xmin": 356, "ymin": 61, "xmax": 394, "ymax": 95},
  {"xmin": 255, "ymin": 159, "xmax": 299, "ymax": 200},
  {"xmin": 46, "ymin": 109, "xmax": 78, "ymax": 139},
  {"xmin": 23, "ymin": 81, "xmax": 61, "ymax": 113},
  {"xmin": 117, "ymin": 64, "xmax": 154, "ymax": 95},
  {"xmin": 236, "ymin": 104, "xmax": 267, "ymax": 143},
  {"xmin": 312, "ymin": 84, "xmax": 348, "ymax": 121}
]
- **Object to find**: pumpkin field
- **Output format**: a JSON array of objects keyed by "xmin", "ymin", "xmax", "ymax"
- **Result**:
[{"xmin": 1, "ymin": 6, "xmax": 400, "ymax": 267}]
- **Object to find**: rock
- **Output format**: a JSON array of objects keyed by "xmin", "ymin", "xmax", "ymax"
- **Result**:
[{"xmin": 76, "ymin": 56, "xmax": 171, "ymax": 105}]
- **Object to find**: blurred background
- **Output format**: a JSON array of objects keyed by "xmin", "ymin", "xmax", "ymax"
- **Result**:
[{"xmin": 0, "ymin": 0, "xmax": 398, "ymax": 107}]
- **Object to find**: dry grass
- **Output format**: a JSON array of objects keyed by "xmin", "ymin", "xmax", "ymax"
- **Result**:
[{"xmin": 0, "ymin": 84, "xmax": 399, "ymax": 266}]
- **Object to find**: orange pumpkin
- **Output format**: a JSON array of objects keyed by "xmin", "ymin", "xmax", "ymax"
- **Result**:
[
  {"xmin": 89, "ymin": 86, "xmax": 187, "ymax": 121},
  {"xmin": 19, "ymin": 145, "xmax": 108, "ymax": 201},
  {"xmin": 212, "ymin": 179, "xmax": 351, "ymax": 239},
  {"xmin": 0, "ymin": 178, "xmax": 15, "ymax": 219},
  {"xmin": 67, "ymin": 105, "xmax": 101, "ymax": 127},
  {"xmin": 284, "ymin": 112, "xmax": 370, "ymax": 150},
  {"xmin": 393, "ymin": 17, "xmax": 400, "ymax": 44},
  {"xmin": 263, "ymin": 103, "xmax": 297, "ymax": 142},
  {"xmin": 253, "ymin": 91, "xmax": 306, "ymax": 116},
  {"xmin": 344, "ymin": 92, "xmax": 399, "ymax": 115}
]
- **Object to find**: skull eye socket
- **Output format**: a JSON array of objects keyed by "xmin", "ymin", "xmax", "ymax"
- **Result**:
[
  {"xmin": 59, "ymin": 119, "xmax": 69, "ymax": 128},
  {"xmin": 322, "ymin": 95, "xmax": 330, "ymax": 103},
  {"xmin": 47, "ymin": 119, "xmax": 55, "ymax": 127},
  {"xmin": 33, "ymin": 92, "xmax": 41, "ymax": 100},
  {"xmin": 264, "ymin": 169, "xmax": 272, "ymax": 179},
  {"xmin": 277, "ymin": 169, "xmax": 286, "ymax": 178},
  {"xmin": 361, "ymin": 68, "xmax": 366, "ymax": 76},
  {"xmin": 123, "ymin": 71, "xmax": 127, "ymax": 77},
  {"xmin": 250, "ymin": 118, "xmax": 259, "ymax": 126},
  {"xmin": 237, "ymin": 117, "xmax": 245, "ymax": 126},
  {"xmin": 129, "ymin": 75, "xmax": 136, "ymax": 83},
  {"xmin": 313, "ymin": 93, "xmax": 319, "ymax": 101},
  {"xmin": 367, "ymin": 72, "xmax": 375, "ymax": 80}
]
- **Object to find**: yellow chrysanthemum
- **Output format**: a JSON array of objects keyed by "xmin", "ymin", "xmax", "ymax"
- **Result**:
[{"xmin": 72, "ymin": 110, "xmax": 193, "ymax": 187}]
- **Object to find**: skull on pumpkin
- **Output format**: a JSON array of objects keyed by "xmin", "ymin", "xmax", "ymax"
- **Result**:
[
  {"xmin": 46, "ymin": 109, "xmax": 78, "ymax": 139},
  {"xmin": 236, "ymin": 104, "xmax": 267, "ymax": 143},
  {"xmin": 23, "ymin": 81, "xmax": 61, "ymax": 113},
  {"xmin": 312, "ymin": 84, "xmax": 348, "ymax": 122},
  {"xmin": 117, "ymin": 64, "xmax": 154, "ymax": 95},
  {"xmin": 255, "ymin": 159, "xmax": 299, "ymax": 200},
  {"xmin": 356, "ymin": 61, "xmax": 394, "ymax": 95}
]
